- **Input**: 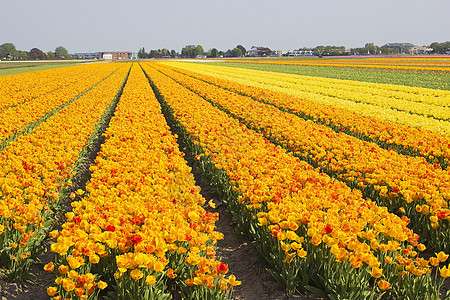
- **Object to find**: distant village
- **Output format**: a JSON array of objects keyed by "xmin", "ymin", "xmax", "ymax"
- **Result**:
[
  {"xmin": 73, "ymin": 42, "xmax": 449, "ymax": 60},
  {"xmin": 1, "ymin": 41, "xmax": 449, "ymax": 61}
]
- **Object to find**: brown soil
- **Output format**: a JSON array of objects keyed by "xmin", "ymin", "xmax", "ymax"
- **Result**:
[
  {"xmin": 212, "ymin": 203, "xmax": 319, "ymax": 300},
  {"xmin": 0, "ymin": 242, "xmax": 53, "ymax": 300}
]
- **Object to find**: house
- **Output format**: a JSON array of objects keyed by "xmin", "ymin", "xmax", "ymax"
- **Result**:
[
  {"xmin": 270, "ymin": 50, "xmax": 283, "ymax": 57},
  {"xmin": 100, "ymin": 51, "xmax": 132, "ymax": 59},
  {"xmin": 246, "ymin": 48, "xmax": 258, "ymax": 57},
  {"xmin": 246, "ymin": 47, "xmax": 272, "ymax": 57},
  {"xmin": 381, "ymin": 43, "xmax": 415, "ymax": 54},
  {"xmin": 73, "ymin": 52, "xmax": 100, "ymax": 59},
  {"xmin": 411, "ymin": 46, "xmax": 433, "ymax": 55},
  {"xmin": 73, "ymin": 51, "xmax": 133, "ymax": 60},
  {"xmin": 102, "ymin": 53, "xmax": 113, "ymax": 60},
  {"xmin": 284, "ymin": 50, "xmax": 314, "ymax": 56}
]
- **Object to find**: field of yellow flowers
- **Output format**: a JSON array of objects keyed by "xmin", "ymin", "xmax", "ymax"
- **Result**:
[{"xmin": 0, "ymin": 59, "xmax": 449, "ymax": 299}]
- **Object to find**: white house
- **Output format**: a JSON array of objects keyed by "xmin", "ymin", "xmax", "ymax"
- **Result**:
[{"xmin": 102, "ymin": 53, "xmax": 113, "ymax": 60}]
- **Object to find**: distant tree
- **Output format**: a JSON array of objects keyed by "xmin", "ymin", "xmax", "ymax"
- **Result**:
[
  {"xmin": 149, "ymin": 50, "xmax": 158, "ymax": 58},
  {"xmin": 231, "ymin": 47, "xmax": 243, "ymax": 57},
  {"xmin": 218, "ymin": 50, "xmax": 224, "ymax": 57},
  {"xmin": 236, "ymin": 45, "xmax": 246, "ymax": 56},
  {"xmin": 210, "ymin": 48, "xmax": 218, "ymax": 58},
  {"xmin": 47, "ymin": 51, "xmax": 56, "ymax": 59},
  {"xmin": 181, "ymin": 45, "xmax": 204, "ymax": 58},
  {"xmin": 194, "ymin": 45, "xmax": 204, "ymax": 57},
  {"xmin": 170, "ymin": 49, "xmax": 177, "ymax": 57},
  {"xmin": 181, "ymin": 45, "xmax": 194, "ymax": 58},
  {"xmin": 17, "ymin": 50, "xmax": 28, "ymax": 60},
  {"xmin": 380, "ymin": 47, "xmax": 396, "ymax": 54},
  {"xmin": 28, "ymin": 48, "xmax": 46, "ymax": 60},
  {"xmin": 314, "ymin": 45, "xmax": 345, "ymax": 56},
  {"xmin": 351, "ymin": 47, "xmax": 368, "ymax": 55},
  {"xmin": 55, "ymin": 46, "xmax": 69, "ymax": 59},
  {"xmin": 0, "ymin": 42, "xmax": 18, "ymax": 59},
  {"xmin": 431, "ymin": 42, "xmax": 449, "ymax": 54},
  {"xmin": 138, "ymin": 47, "xmax": 147, "ymax": 58},
  {"xmin": 161, "ymin": 48, "xmax": 169, "ymax": 57},
  {"xmin": 365, "ymin": 43, "xmax": 377, "ymax": 55}
]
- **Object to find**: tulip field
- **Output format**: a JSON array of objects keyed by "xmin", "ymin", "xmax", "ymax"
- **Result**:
[
  {"xmin": 213, "ymin": 57, "xmax": 450, "ymax": 90},
  {"xmin": 0, "ymin": 59, "xmax": 450, "ymax": 299}
]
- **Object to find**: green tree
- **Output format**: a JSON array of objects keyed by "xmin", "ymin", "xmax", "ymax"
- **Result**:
[
  {"xmin": 138, "ymin": 47, "xmax": 147, "ymax": 58},
  {"xmin": 231, "ymin": 47, "xmax": 243, "ymax": 57},
  {"xmin": 350, "ymin": 47, "xmax": 367, "ymax": 55},
  {"xmin": 181, "ymin": 45, "xmax": 204, "ymax": 58},
  {"xmin": 365, "ymin": 43, "xmax": 377, "ymax": 55},
  {"xmin": 0, "ymin": 43, "xmax": 18, "ymax": 59},
  {"xmin": 149, "ymin": 50, "xmax": 158, "ymax": 58},
  {"xmin": 431, "ymin": 42, "xmax": 449, "ymax": 54},
  {"xmin": 314, "ymin": 45, "xmax": 345, "ymax": 56},
  {"xmin": 194, "ymin": 45, "xmax": 204, "ymax": 57},
  {"xmin": 47, "ymin": 51, "xmax": 56, "ymax": 59},
  {"xmin": 170, "ymin": 49, "xmax": 177, "ymax": 57},
  {"xmin": 161, "ymin": 48, "xmax": 169, "ymax": 57},
  {"xmin": 55, "ymin": 46, "xmax": 69, "ymax": 59},
  {"xmin": 17, "ymin": 50, "xmax": 28, "ymax": 60},
  {"xmin": 181, "ymin": 45, "xmax": 193, "ymax": 58},
  {"xmin": 210, "ymin": 48, "xmax": 218, "ymax": 58},
  {"xmin": 380, "ymin": 47, "xmax": 396, "ymax": 54}
]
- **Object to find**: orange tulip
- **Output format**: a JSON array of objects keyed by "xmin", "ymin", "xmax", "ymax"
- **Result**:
[{"xmin": 377, "ymin": 280, "xmax": 391, "ymax": 290}]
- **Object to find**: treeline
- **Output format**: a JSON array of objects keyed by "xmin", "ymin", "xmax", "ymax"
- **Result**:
[
  {"xmin": 138, "ymin": 45, "xmax": 252, "ymax": 58},
  {"xmin": 317, "ymin": 42, "xmax": 449, "ymax": 56},
  {"xmin": 137, "ymin": 47, "xmax": 178, "ymax": 59},
  {"xmin": 430, "ymin": 42, "xmax": 450, "ymax": 54},
  {"xmin": 0, "ymin": 43, "xmax": 70, "ymax": 60},
  {"xmin": 351, "ymin": 42, "xmax": 449, "ymax": 55}
]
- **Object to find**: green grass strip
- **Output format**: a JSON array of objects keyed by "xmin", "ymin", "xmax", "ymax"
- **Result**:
[{"xmin": 0, "ymin": 62, "xmax": 87, "ymax": 76}]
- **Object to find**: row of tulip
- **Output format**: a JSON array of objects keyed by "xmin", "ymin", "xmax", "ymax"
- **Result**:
[
  {"xmin": 185, "ymin": 62, "xmax": 450, "ymax": 105},
  {"xmin": 219, "ymin": 60, "xmax": 449, "ymax": 91},
  {"xmin": 167, "ymin": 62, "xmax": 450, "ymax": 136},
  {"xmin": 229, "ymin": 60, "xmax": 450, "ymax": 72},
  {"xmin": 141, "ymin": 62, "xmax": 450, "ymax": 299},
  {"xmin": 0, "ymin": 63, "xmax": 104, "ymax": 112},
  {"xmin": 0, "ymin": 63, "xmax": 121, "ymax": 143},
  {"xmin": 162, "ymin": 63, "xmax": 450, "ymax": 169},
  {"xmin": 153, "ymin": 63, "xmax": 450, "ymax": 251},
  {"xmin": 0, "ymin": 63, "xmax": 130, "ymax": 281},
  {"xmin": 219, "ymin": 61, "xmax": 449, "ymax": 102},
  {"xmin": 46, "ymin": 64, "xmax": 236, "ymax": 300},
  {"xmin": 248, "ymin": 58, "xmax": 450, "ymax": 67}
]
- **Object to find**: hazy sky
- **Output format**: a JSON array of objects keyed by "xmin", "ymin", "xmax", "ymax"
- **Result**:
[{"xmin": 1, "ymin": 0, "xmax": 448, "ymax": 53}]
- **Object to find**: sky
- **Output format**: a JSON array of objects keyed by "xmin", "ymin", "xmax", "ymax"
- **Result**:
[{"xmin": 1, "ymin": 0, "xmax": 448, "ymax": 53}]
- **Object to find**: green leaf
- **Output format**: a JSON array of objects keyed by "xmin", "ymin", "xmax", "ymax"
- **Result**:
[{"xmin": 305, "ymin": 285, "xmax": 328, "ymax": 299}]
